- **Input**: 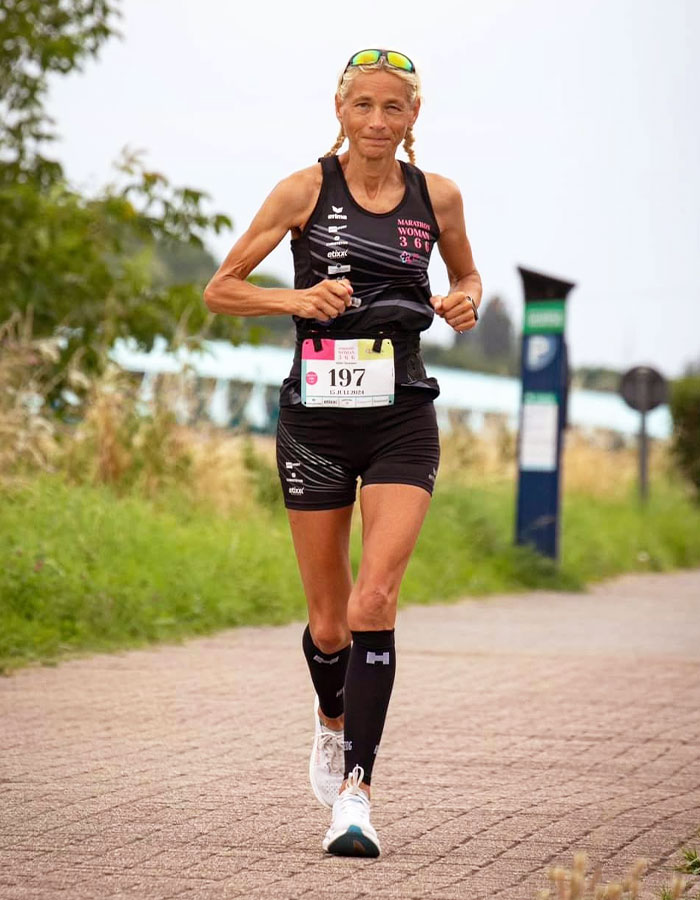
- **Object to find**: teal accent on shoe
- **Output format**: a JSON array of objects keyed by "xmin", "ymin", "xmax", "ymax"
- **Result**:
[{"xmin": 327, "ymin": 825, "xmax": 380, "ymax": 858}]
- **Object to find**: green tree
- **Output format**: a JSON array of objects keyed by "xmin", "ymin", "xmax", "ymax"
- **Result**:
[
  {"xmin": 424, "ymin": 295, "xmax": 518, "ymax": 376},
  {"xmin": 0, "ymin": 0, "xmax": 122, "ymax": 188},
  {"xmin": 670, "ymin": 376, "xmax": 700, "ymax": 500},
  {"xmin": 571, "ymin": 366, "xmax": 621, "ymax": 392},
  {"xmin": 0, "ymin": 0, "xmax": 247, "ymax": 407},
  {"xmin": 474, "ymin": 295, "xmax": 515, "ymax": 361}
]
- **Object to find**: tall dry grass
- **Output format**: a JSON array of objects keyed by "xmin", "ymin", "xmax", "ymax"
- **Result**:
[
  {"xmin": 0, "ymin": 311, "xmax": 674, "ymax": 510},
  {"xmin": 538, "ymin": 853, "xmax": 648, "ymax": 899},
  {"xmin": 436, "ymin": 420, "xmax": 670, "ymax": 499},
  {"xmin": 0, "ymin": 313, "xmax": 266, "ymax": 511},
  {"xmin": 0, "ymin": 312, "xmax": 64, "ymax": 473},
  {"xmin": 536, "ymin": 852, "xmax": 696, "ymax": 900}
]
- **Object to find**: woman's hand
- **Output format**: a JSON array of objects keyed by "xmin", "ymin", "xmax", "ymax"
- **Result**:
[
  {"xmin": 430, "ymin": 291, "xmax": 478, "ymax": 333},
  {"xmin": 296, "ymin": 279, "xmax": 353, "ymax": 321}
]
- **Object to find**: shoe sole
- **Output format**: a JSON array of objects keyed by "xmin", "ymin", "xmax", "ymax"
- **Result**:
[
  {"xmin": 310, "ymin": 696, "xmax": 342, "ymax": 809},
  {"xmin": 325, "ymin": 825, "xmax": 380, "ymax": 858}
]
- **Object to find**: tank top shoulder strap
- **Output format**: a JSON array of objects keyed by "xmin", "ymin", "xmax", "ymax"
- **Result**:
[
  {"xmin": 318, "ymin": 155, "xmax": 344, "ymax": 184},
  {"xmin": 401, "ymin": 161, "xmax": 440, "ymax": 235}
]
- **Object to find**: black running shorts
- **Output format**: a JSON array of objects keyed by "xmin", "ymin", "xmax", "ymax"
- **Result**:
[{"xmin": 276, "ymin": 398, "xmax": 440, "ymax": 511}]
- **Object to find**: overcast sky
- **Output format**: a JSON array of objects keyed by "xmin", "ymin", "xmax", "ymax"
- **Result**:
[{"xmin": 47, "ymin": 0, "xmax": 700, "ymax": 375}]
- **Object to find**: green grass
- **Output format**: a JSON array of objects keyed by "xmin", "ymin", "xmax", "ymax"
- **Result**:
[
  {"xmin": 676, "ymin": 846, "xmax": 700, "ymax": 877},
  {"xmin": 2, "ymin": 474, "xmax": 700, "ymax": 672}
]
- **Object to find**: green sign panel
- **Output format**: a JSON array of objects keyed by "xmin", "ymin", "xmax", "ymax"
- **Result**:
[
  {"xmin": 523, "ymin": 301, "xmax": 566, "ymax": 334},
  {"xmin": 523, "ymin": 392, "xmax": 558, "ymax": 405}
]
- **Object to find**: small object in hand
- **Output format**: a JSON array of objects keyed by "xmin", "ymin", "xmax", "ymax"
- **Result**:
[{"xmin": 467, "ymin": 295, "xmax": 478, "ymax": 321}]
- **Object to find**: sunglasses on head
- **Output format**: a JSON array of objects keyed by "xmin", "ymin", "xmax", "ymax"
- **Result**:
[{"xmin": 344, "ymin": 49, "xmax": 416, "ymax": 75}]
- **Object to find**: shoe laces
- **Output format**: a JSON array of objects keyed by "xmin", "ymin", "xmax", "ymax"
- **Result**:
[
  {"xmin": 317, "ymin": 725, "xmax": 344, "ymax": 773},
  {"xmin": 337, "ymin": 765, "xmax": 369, "ymax": 810}
]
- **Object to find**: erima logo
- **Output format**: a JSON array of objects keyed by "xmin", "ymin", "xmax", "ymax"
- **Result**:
[
  {"xmin": 333, "ymin": 205, "xmax": 343, "ymax": 213},
  {"xmin": 366, "ymin": 651, "xmax": 390, "ymax": 665},
  {"xmin": 336, "ymin": 687, "xmax": 344, "ymax": 697},
  {"xmin": 327, "ymin": 205, "xmax": 347, "ymax": 221},
  {"xmin": 313, "ymin": 654, "xmax": 339, "ymax": 665},
  {"xmin": 328, "ymin": 225, "xmax": 347, "ymax": 233},
  {"xmin": 288, "ymin": 486, "xmax": 304, "ymax": 495}
]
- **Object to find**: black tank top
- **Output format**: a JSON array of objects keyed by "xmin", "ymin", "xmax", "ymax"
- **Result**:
[{"xmin": 280, "ymin": 156, "xmax": 441, "ymax": 406}]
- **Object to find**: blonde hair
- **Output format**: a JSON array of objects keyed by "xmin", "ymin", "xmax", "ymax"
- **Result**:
[{"xmin": 324, "ymin": 57, "xmax": 421, "ymax": 165}]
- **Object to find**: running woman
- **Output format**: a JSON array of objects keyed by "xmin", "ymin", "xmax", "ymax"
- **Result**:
[{"xmin": 204, "ymin": 48, "xmax": 482, "ymax": 857}]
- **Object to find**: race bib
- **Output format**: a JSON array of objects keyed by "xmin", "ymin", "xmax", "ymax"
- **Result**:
[{"xmin": 301, "ymin": 338, "xmax": 395, "ymax": 408}]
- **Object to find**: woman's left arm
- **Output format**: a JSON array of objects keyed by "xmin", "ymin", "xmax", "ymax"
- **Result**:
[{"xmin": 425, "ymin": 173, "xmax": 483, "ymax": 334}]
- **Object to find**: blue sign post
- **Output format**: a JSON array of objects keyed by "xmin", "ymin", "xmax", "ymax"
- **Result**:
[{"xmin": 515, "ymin": 267, "xmax": 576, "ymax": 560}]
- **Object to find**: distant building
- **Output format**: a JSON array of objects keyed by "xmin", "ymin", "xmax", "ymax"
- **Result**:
[{"xmin": 111, "ymin": 338, "xmax": 671, "ymax": 440}]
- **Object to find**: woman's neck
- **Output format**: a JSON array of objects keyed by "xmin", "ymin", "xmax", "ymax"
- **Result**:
[{"xmin": 340, "ymin": 150, "xmax": 402, "ymax": 202}]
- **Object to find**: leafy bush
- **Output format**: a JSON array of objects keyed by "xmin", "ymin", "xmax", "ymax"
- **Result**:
[{"xmin": 670, "ymin": 376, "xmax": 700, "ymax": 499}]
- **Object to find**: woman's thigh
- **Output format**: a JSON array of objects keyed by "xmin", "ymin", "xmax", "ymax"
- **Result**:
[
  {"xmin": 347, "ymin": 483, "xmax": 432, "ymax": 631},
  {"xmin": 287, "ymin": 505, "xmax": 354, "ymax": 650}
]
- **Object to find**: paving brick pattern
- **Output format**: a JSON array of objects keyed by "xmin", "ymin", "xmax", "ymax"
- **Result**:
[{"xmin": 1, "ymin": 570, "xmax": 700, "ymax": 899}]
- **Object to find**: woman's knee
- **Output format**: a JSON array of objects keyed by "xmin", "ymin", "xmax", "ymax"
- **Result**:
[
  {"xmin": 309, "ymin": 620, "xmax": 351, "ymax": 654},
  {"xmin": 348, "ymin": 585, "xmax": 397, "ymax": 630}
]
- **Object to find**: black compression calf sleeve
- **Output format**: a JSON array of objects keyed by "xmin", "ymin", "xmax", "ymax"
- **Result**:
[
  {"xmin": 302, "ymin": 625, "xmax": 350, "ymax": 720},
  {"xmin": 343, "ymin": 629, "xmax": 396, "ymax": 785}
]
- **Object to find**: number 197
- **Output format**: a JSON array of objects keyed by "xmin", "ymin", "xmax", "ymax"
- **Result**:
[{"xmin": 330, "ymin": 367, "xmax": 365, "ymax": 387}]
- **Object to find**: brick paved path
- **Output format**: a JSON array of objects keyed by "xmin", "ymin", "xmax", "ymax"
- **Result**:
[{"xmin": 2, "ymin": 570, "xmax": 700, "ymax": 900}]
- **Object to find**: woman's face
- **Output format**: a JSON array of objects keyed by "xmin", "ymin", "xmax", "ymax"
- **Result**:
[{"xmin": 336, "ymin": 70, "xmax": 419, "ymax": 160}]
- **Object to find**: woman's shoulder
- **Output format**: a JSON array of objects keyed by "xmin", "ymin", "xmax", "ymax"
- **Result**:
[
  {"xmin": 264, "ymin": 163, "xmax": 324, "ymax": 230},
  {"xmin": 268, "ymin": 163, "xmax": 325, "ymax": 235},
  {"xmin": 277, "ymin": 162, "xmax": 323, "ymax": 198},
  {"xmin": 421, "ymin": 171, "xmax": 462, "ymax": 214}
]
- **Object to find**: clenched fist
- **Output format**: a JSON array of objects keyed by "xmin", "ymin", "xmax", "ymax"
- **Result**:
[
  {"xmin": 296, "ymin": 279, "xmax": 353, "ymax": 322},
  {"xmin": 430, "ymin": 292, "xmax": 479, "ymax": 333}
]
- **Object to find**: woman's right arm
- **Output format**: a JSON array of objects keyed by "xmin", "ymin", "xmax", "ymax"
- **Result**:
[{"xmin": 203, "ymin": 167, "xmax": 352, "ymax": 322}]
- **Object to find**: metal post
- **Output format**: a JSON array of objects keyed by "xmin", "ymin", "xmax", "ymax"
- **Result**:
[
  {"xmin": 619, "ymin": 366, "xmax": 667, "ymax": 505},
  {"xmin": 639, "ymin": 410, "xmax": 648, "ymax": 503}
]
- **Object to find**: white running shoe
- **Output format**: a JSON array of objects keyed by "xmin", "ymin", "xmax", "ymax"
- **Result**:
[
  {"xmin": 322, "ymin": 765, "xmax": 381, "ymax": 857},
  {"xmin": 309, "ymin": 696, "xmax": 344, "ymax": 809}
]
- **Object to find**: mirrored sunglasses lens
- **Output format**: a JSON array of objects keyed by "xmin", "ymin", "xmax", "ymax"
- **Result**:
[
  {"xmin": 351, "ymin": 50, "xmax": 381, "ymax": 66},
  {"xmin": 386, "ymin": 51, "xmax": 414, "ymax": 71}
]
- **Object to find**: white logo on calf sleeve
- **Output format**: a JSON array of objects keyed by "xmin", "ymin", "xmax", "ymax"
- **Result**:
[
  {"xmin": 313, "ymin": 654, "xmax": 340, "ymax": 665},
  {"xmin": 366, "ymin": 651, "xmax": 390, "ymax": 665}
]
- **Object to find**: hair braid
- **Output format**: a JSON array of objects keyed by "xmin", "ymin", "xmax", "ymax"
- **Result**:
[
  {"xmin": 403, "ymin": 126, "xmax": 416, "ymax": 165},
  {"xmin": 323, "ymin": 126, "xmax": 346, "ymax": 157}
]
